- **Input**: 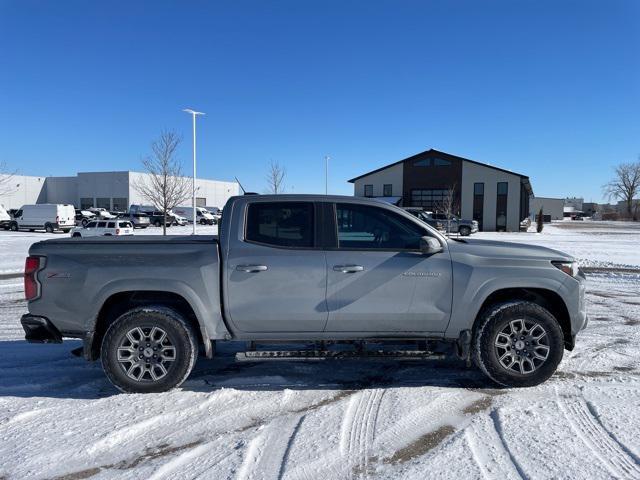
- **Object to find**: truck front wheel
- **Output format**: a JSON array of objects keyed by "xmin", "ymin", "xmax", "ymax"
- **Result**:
[
  {"xmin": 101, "ymin": 307, "xmax": 198, "ymax": 393},
  {"xmin": 473, "ymin": 301, "xmax": 564, "ymax": 387}
]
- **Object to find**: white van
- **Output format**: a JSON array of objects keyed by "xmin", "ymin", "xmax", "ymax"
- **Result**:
[
  {"xmin": 9, "ymin": 204, "xmax": 76, "ymax": 233},
  {"xmin": 0, "ymin": 205, "xmax": 11, "ymax": 230},
  {"xmin": 172, "ymin": 206, "xmax": 216, "ymax": 225}
]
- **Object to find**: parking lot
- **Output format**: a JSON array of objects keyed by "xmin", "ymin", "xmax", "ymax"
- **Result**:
[{"xmin": 1, "ymin": 222, "xmax": 639, "ymax": 479}]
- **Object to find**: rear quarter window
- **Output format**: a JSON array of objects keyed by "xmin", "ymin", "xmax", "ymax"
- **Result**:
[{"xmin": 246, "ymin": 202, "xmax": 314, "ymax": 248}]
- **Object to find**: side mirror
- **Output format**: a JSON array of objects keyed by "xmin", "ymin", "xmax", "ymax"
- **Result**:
[{"xmin": 420, "ymin": 236, "xmax": 443, "ymax": 255}]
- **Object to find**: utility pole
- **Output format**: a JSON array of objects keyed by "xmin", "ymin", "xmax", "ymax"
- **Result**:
[
  {"xmin": 183, "ymin": 109, "xmax": 205, "ymax": 234},
  {"xmin": 325, "ymin": 155, "xmax": 330, "ymax": 195}
]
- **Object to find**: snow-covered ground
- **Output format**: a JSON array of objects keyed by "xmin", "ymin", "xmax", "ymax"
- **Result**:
[{"xmin": 0, "ymin": 222, "xmax": 639, "ymax": 479}]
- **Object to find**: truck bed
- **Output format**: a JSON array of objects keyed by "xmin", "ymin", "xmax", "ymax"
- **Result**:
[{"xmin": 28, "ymin": 235, "xmax": 226, "ymax": 347}]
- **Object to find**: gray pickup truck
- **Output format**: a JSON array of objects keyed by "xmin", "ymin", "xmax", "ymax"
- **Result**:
[{"xmin": 21, "ymin": 195, "xmax": 587, "ymax": 393}]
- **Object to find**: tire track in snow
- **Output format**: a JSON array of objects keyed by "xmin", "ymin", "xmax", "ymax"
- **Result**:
[
  {"xmin": 148, "ymin": 440, "xmax": 227, "ymax": 480},
  {"xmin": 556, "ymin": 388, "xmax": 640, "ymax": 479},
  {"xmin": 339, "ymin": 389, "xmax": 385, "ymax": 478},
  {"xmin": 488, "ymin": 410, "xmax": 528, "ymax": 480},
  {"xmin": 465, "ymin": 416, "xmax": 524, "ymax": 480},
  {"xmin": 236, "ymin": 414, "xmax": 305, "ymax": 480}
]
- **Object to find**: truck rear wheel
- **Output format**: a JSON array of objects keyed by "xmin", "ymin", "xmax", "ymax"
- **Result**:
[
  {"xmin": 473, "ymin": 301, "xmax": 564, "ymax": 387},
  {"xmin": 101, "ymin": 307, "xmax": 198, "ymax": 393},
  {"xmin": 460, "ymin": 226, "xmax": 471, "ymax": 236}
]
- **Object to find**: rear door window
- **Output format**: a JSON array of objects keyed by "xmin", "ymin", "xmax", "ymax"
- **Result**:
[
  {"xmin": 97, "ymin": 222, "xmax": 107, "ymax": 228},
  {"xmin": 246, "ymin": 202, "xmax": 314, "ymax": 248},
  {"xmin": 107, "ymin": 222, "xmax": 115, "ymax": 228}
]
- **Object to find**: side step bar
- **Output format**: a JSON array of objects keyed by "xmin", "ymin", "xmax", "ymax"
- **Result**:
[{"xmin": 236, "ymin": 350, "xmax": 446, "ymax": 362}]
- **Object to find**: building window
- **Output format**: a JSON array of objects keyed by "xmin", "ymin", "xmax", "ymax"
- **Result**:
[
  {"xmin": 496, "ymin": 182, "xmax": 508, "ymax": 231},
  {"xmin": 112, "ymin": 198, "xmax": 128, "ymax": 212},
  {"xmin": 80, "ymin": 198, "xmax": 94, "ymax": 209},
  {"xmin": 432, "ymin": 158, "xmax": 451, "ymax": 166},
  {"xmin": 383, "ymin": 184, "xmax": 392, "ymax": 196},
  {"xmin": 196, "ymin": 197, "xmax": 207, "ymax": 207},
  {"xmin": 96, "ymin": 198, "xmax": 110, "ymax": 210},
  {"xmin": 364, "ymin": 185, "xmax": 373, "ymax": 197},
  {"xmin": 410, "ymin": 189, "xmax": 447, "ymax": 210},
  {"xmin": 413, "ymin": 158, "xmax": 451, "ymax": 167},
  {"xmin": 473, "ymin": 183, "xmax": 484, "ymax": 231}
]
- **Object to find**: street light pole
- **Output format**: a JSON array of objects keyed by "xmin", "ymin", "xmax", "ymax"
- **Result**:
[
  {"xmin": 325, "ymin": 155, "xmax": 330, "ymax": 195},
  {"xmin": 183, "ymin": 108, "xmax": 205, "ymax": 235}
]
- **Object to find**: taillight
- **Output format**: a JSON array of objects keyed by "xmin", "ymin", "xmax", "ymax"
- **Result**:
[
  {"xmin": 116, "ymin": 228, "xmax": 120, "ymax": 235},
  {"xmin": 24, "ymin": 256, "xmax": 42, "ymax": 301}
]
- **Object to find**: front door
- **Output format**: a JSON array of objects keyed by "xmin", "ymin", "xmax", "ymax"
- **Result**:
[
  {"xmin": 325, "ymin": 203, "xmax": 452, "ymax": 333},
  {"xmin": 225, "ymin": 201, "xmax": 328, "ymax": 333}
]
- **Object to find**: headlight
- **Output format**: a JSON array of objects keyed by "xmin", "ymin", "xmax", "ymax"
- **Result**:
[{"xmin": 552, "ymin": 261, "xmax": 578, "ymax": 277}]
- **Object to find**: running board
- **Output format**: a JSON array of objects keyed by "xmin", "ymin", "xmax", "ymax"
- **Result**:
[{"xmin": 235, "ymin": 350, "xmax": 446, "ymax": 362}]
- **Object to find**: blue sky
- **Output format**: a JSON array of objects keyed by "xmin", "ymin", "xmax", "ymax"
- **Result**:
[{"xmin": 1, "ymin": 0, "xmax": 638, "ymax": 201}]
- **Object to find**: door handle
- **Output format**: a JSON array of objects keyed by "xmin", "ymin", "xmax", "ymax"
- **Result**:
[
  {"xmin": 333, "ymin": 264, "xmax": 364, "ymax": 273},
  {"xmin": 236, "ymin": 264, "xmax": 268, "ymax": 273}
]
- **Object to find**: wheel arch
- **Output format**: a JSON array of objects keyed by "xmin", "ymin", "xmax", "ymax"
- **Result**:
[
  {"xmin": 89, "ymin": 291, "xmax": 211, "ymax": 360},
  {"xmin": 472, "ymin": 287, "xmax": 573, "ymax": 350}
]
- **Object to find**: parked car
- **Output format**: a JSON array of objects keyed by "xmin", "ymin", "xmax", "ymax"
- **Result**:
[
  {"xmin": 402, "ymin": 207, "xmax": 445, "ymax": 232},
  {"xmin": 170, "ymin": 212, "xmax": 188, "ymax": 226},
  {"xmin": 71, "ymin": 220, "xmax": 134, "ymax": 237},
  {"xmin": 426, "ymin": 212, "xmax": 478, "ymax": 236},
  {"xmin": 75, "ymin": 209, "xmax": 96, "ymax": 227},
  {"xmin": 129, "ymin": 205, "xmax": 174, "ymax": 227},
  {"xmin": 22, "ymin": 195, "xmax": 587, "ymax": 393},
  {"xmin": 0, "ymin": 204, "xmax": 11, "ymax": 230},
  {"xmin": 172, "ymin": 206, "xmax": 216, "ymax": 225},
  {"xmin": 88, "ymin": 208, "xmax": 117, "ymax": 219},
  {"xmin": 8, "ymin": 204, "xmax": 75, "ymax": 233},
  {"xmin": 118, "ymin": 213, "xmax": 150, "ymax": 229},
  {"xmin": 148, "ymin": 212, "xmax": 174, "ymax": 228}
]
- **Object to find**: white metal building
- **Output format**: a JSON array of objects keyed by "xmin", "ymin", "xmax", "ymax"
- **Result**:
[
  {"xmin": 530, "ymin": 197, "xmax": 565, "ymax": 222},
  {"xmin": 0, "ymin": 171, "xmax": 239, "ymax": 211}
]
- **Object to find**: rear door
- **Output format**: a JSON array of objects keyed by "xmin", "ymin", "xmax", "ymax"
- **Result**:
[
  {"xmin": 224, "ymin": 201, "xmax": 328, "ymax": 333},
  {"xmin": 324, "ymin": 202, "xmax": 453, "ymax": 333}
]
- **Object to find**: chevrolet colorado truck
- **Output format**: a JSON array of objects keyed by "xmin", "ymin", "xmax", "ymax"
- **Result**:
[{"xmin": 20, "ymin": 195, "xmax": 587, "ymax": 393}]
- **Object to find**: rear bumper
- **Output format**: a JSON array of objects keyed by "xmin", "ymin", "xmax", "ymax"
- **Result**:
[{"xmin": 21, "ymin": 314, "xmax": 63, "ymax": 343}]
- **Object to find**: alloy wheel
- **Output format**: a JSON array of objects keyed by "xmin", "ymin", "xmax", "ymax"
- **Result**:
[
  {"xmin": 116, "ymin": 326, "xmax": 177, "ymax": 382},
  {"xmin": 494, "ymin": 318, "xmax": 550, "ymax": 374}
]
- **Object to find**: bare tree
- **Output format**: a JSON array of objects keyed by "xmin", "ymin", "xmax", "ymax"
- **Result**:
[
  {"xmin": 603, "ymin": 160, "xmax": 640, "ymax": 220},
  {"xmin": 265, "ymin": 160, "xmax": 286, "ymax": 194},
  {"xmin": 0, "ymin": 161, "xmax": 17, "ymax": 198},
  {"xmin": 133, "ymin": 131, "xmax": 191, "ymax": 235},
  {"xmin": 435, "ymin": 184, "xmax": 459, "ymax": 235}
]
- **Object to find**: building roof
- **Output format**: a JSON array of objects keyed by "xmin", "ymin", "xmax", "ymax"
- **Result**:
[{"xmin": 347, "ymin": 148, "xmax": 533, "ymax": 196}]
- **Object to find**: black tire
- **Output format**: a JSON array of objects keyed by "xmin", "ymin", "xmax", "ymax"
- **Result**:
[
  {"xmin": 200, "ymin": 218, "xmax": 207, "ymax": 225},
  {"xmin": 9, "ymin": 222, "xmax": 18, "ymax": 231},
  {"xmin": 81, "ymin": 219, "xmax": 89, "ymax": 227},
  {"xmin": 101, "ymin": 307, "xmax": 198, "ymax": 393},
  {"xmin": 72, "ymin": 232, "xmax": 81, "ymax": 238},
  {"xmin": 460, "ymin": 226, "xmax": 471, "ymax": 236},
  {"xmin": 473, "ymin": 301, "xmax": 564, "ymax": 388},
  {"xmin": 154, "ymin": 220, "xmax": 161, "ymax": 227},
  {"xmin": 45, "ymin": 223, "xmax": 54, "ymax": 233}
]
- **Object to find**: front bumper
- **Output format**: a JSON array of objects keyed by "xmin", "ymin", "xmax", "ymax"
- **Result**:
[{"xmin": 21, "ymin": 315, "xmax": 63, "ymax": 343}]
